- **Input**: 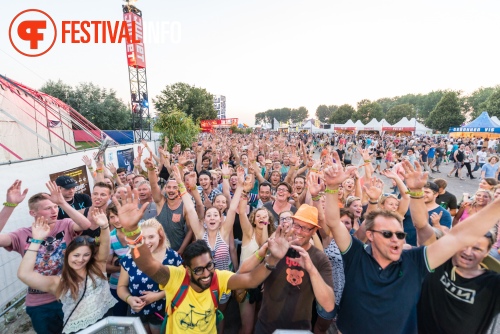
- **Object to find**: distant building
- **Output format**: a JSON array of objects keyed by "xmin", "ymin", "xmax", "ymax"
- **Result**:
[{"xmin": 213, "ymin": 95, "xmax": 226, "ymax": 119}]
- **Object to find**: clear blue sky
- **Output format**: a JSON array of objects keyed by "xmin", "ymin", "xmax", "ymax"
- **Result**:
[{"xmin": 2, "ymin": 0, "xmax": 500, "ymax": 126}]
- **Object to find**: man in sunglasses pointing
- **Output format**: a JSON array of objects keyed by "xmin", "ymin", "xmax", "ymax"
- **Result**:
[{"xmin": 323, "ymin": 157, "xmax": 500, "ymax": 334}]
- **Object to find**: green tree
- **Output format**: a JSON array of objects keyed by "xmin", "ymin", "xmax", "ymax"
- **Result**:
[
  {"xmin": 426, "ymin": 92, "xmax": 465, "ymax": 133},
  {"xmin": 385, "ymin": 104, "xmax": 416, "ymax": 124},
  {"xmin": 484, "ymin": 87, "xmax": 500, "ymax": 119},
  {"xmin": 316, "ymin": 105, "xmax": 330, "ymax": 123},
  {"xmin": 354, "ymin": 100, "xmax": 384, "ymax": 124},
  {"xmin": 329, "ymin": 104, "xmax": 355, "ymax": 124},
  {"xmin": 154, "ymin": 108, "xmax": 199, "ymax": 150},
  {"xmin": 255, "ymin": 112, "xmax": 267, "ymax": 125},
  {"xmin": 466, "ymin": 87, "xmax": 497, "ymax": 118},
  {"xmin": 40, "ymin": 80, "xmax": 132, "ymax": 130},
  {"xmin": 291, "ymin": 106, "xmax": 308, "ymax": 123},
  {"xmin": 154, "ymin": 82, "xmax": 216, "ymax": 122},
  {"xmin": 376, "ymin": 97, "xmax": 397, "ymax": 113}
]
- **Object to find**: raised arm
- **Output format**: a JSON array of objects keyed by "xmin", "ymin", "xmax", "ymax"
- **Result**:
[
  {"xmin": 195, "ymin": 146, "xmax": 204, "ymax": 173},
  {"xmin": 381, "ymin": 168, "xmax": 410, "ymax": 216},
  {"xmin": 324, "ymin": 156, "xmax": 358, "ymax": 252},
  {"xmin": 45, "ymin": 181, "xmax": 91, "ymax": 232},
  {"xmin": 144, "ymin": 155, "xmax": 163, "ymax": 204},
  {"xmin": 82, "ymin": 155, "xmax": 96, "ymax": 182},
  {"xmin": 403, "ymin": 161, "xmax": 436, "ymax": 246},
  {"xmin": 308, "ymin": 173, "xmax": 329, "ymax": 238},
  {"xmin": 17, "ymin": 217, "xmax": 60, "ymax": 295},
  {"xmin": 92, "ymin": 208, "xmax": 111, "ymax": 268},
  {"xmin": 0, "ymin": 180, "xmax": 28, "ymax": 233},
  {"xmin": 221, "ymin": 166, "xmax": 244, "ymax": 239},
  {"xmin": 113, "ymin": 187, "xmax": 170, "ymax": 286}
]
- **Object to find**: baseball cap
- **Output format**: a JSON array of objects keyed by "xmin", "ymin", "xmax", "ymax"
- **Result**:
[
  {"xmin": 424, "ymin": 181, "xmax": 439, "ymax": 193},
  {"xmin": 55, "ymin": 176, "xmax": 78, "ymax": 189}
]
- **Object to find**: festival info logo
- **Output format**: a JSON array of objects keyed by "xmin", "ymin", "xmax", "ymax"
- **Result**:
[
  {"xmin": 9, "ymin": 9, "xmax": 57, "ymax": 57},
  {"xmin": 9, "ymin": 9, "xmax": 143, "ymax": 57}
]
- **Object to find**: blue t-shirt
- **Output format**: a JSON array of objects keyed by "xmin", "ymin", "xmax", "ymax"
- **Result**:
[
  {"xmin": 120, "ymin": 248, "xmax": 183, "ymax": 316},
  {"xmin": 337, "ymin": 237, "xmax": 431, "ymax": 334},
  {"xmin": 427, "ymin": 148, "xmax": 435, "ymax": 159},
  {"xmin": 403, "ymin": 207, "xmax": 451, "ymax": 246},
  {"xmin": 481, "ymin": 163, "xmax": 499, "ymax": 178}
]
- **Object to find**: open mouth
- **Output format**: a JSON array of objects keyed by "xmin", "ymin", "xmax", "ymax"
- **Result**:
[
  {"xmin": 199, "ymin": 277, "xmax": 211, "ymax": 284},
  {"xmin": 389, "ymin": 245, "xmax": 400, "ymax": 253}
]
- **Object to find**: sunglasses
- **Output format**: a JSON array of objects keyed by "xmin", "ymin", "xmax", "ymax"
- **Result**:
[
  {"xmin": 42, "ymin": 236, "xmax": 57, "ymax": 252},
  {"xmin": 189, "ymin": 261, "xmax": 215, "ymax": 276},
  {"xmin": 369, "ymin": 230, "xmax": 407, "ymax": 240},
  {"xmin": 74, "ymin": 236, "xmax": 96, "ymax": 244}
]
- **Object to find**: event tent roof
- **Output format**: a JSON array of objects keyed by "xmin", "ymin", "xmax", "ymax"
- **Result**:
[
  {"xmin": 492, "ymin": 116, "xmax": 500, "ymax": 126},
  {"xmin": 464, "ymin": 111, "xmax": 499, "ymax": 128},
  {"xmin": 362, "ymin": 118, "xmax": 382, "ymax": 131},
  {"xmin": 408, "ymin": 118, "xmax": 431, "ymax": 133},
  {"xmin": 448, "ymin": 111, "xmax": 500, "ymax": 137},
  {"xmin": 354, "ymin": 120, "xmax": 364, "ymax": 128}
]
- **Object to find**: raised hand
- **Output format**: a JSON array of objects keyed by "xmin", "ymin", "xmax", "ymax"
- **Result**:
[
  {"xmin": 290, "ymin": 245, "xmax": 315, "ymax": 272},
  {"xmin": 45, "ymin": 181, "xmax": 65, "ymax": 205},
  {"xmin": 133, "ymin": 156, "xmax": 141, "ymax": 167},
  {"xmin": 402, "ymin": 160, "xmax": 428, "ymax": 190},
  {"xmin": 171, "ymin": 164, "xmax": 184, "ymax": 184},
  {"xmin": 107, "ymin": 162, "xmax": 117, "ymax": 175},
  {"xmin": 91, "ymin": 208, "xmax": 109, "ymax": 228},
  {"xmin": 144, "ymin": 154, "xmax": 155, "ymax": 170},
  {"xmin": 185, "ymin": 172, "xmax": 197, "ymax": 191},
  {"xmin": 289, "ymin": 154, "xmax": 298, "ymax": 167},
  {"xmin": 137, "ymin": 146, "xmax": 143, "ymax": 157},
  {"xmin": 6, "ymin": 180, "xmax": 28, "ymax": 205},
  {"xmin": 381, "ymin": 168, "xmax": 398, "ymax": 179},
  {"xmin": 323, "ymin": 165, "xmax": 357, "ymax": 188},
  {"xmin": 430, "ymin": 211, "xmax": 443, "ymax": 226},
  {"xmin": 267, "ymin": 225, "xmax": 296, "ymax": 260},
  {"xmin": 111, "ymin": 187, "xmax": 149, "ymax": 231},
  {"xmin": 307, "ymin": 172, "xmax": 323, "ymax": 197},
  {"xmin": 247, "ymin": 149, "xmax": 255, "ymax": 162},
  {"xmin": 243, "ymin": 174, "xmax": 254, "ymax": 193},
  {"xmin": 82, "ymin": 155, "xmax": 93, "ymax": 168},
  {"xmin": 177, "ymin": 152, "xmax": 188, "ymax": 166},
  {"xmin": 236, "ymin": 166, "xmax": 245, "ymax": 186},
  {"xmin": 363, "ymin": 177, "xmax": 384, "ymax": 201},
  {"xmin": 32, "ymin": 216, "xmax": 51, "ymax": 240},
  {"xmin": 96, "ymin": 155, "xmax": 104, "ymax": 169}
]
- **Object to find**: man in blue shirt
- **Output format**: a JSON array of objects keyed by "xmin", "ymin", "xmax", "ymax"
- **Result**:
[{"xmin": 322, "ymin": 158, "xmax": 499, "ymax": 334}]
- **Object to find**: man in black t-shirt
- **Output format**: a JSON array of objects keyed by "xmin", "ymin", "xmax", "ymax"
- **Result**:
[
  {"xmin": 55, "ymin": 176, "xmax": 92, "ymax": 219},
  {"xmin": 434, "ymin": 178, "xmax": 458, "ymax": 216}
]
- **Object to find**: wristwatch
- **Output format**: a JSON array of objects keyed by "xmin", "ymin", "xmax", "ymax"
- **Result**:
[{"xmin": 265, "ymin": 260, "xmax": 277, "ymax": 270}]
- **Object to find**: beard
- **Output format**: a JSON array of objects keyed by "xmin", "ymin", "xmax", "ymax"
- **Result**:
[{"xmin": 190, "ymin": 271, "xmax": 214, "ymax": 291}]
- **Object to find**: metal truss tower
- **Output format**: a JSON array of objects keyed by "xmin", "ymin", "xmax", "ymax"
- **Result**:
[{"xmin": 123, "ymin": 3, "xmax": 151, "ymax": 141}]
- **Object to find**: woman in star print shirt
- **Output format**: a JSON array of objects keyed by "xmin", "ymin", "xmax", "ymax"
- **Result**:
[{"xmin": 117, "ymin": 218, "xmax": 183, "ymax": 334}]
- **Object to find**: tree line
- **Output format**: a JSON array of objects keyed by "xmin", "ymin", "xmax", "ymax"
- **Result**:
[
  {"xmin": 254, "ymin": 107, "xmax": 309, "ymax": 125},
  {"xmin": 312, "ymin": 86, "xmax": 500, "ymax": 133}
]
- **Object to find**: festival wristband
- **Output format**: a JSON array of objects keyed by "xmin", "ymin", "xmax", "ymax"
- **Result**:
[
  {"xmin": 3, "ymin": 202, "xmax": 18, "ymax": 207},
  {"xmin": 311, "ymin": 195, "xmax": 321, "ymax": 202},
  {"xmin": 254, "ymin": 251, "xmax": 264, "ymax": 262},
  {"xmin": 324, "ymin": 188, "xmax": 339, "ymax": 194},
  {"xmin": 405, "ymin": 190, "xmax": 424, "ymax": 197},
  {"xmin": 30, "ymin": 238, "xmax": 43, "ymax": 244},
  {"xmin": 121, "ymin": 227, "xmax": 141, "ymax": 237}
]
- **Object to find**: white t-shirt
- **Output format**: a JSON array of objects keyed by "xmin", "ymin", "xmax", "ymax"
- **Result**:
[{"xmin": 477, "ymin": 151, "xmax": 488, "ymax": 164}]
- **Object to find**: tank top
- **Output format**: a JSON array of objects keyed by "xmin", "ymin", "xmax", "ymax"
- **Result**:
[
  {"xmin": 139, "ymin": 201, "xmax": 157, "ymax": 221},
  {"xmin": 60, "ymin": 274, "xmax": 117, "ymax": 333},
  {"xmin": 240, "ymin": 232, "xmax": 260, "ymax": 263},
  {"xmin": 202, "ymin": 230, "xmax": 232, "ymax": 271},
  {"xmin": 156, "ymin": 201, "xmax": 187, "ymax": 252}
]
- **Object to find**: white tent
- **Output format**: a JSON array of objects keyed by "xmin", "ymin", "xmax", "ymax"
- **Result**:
[
  {"xmin": 492, "ymin": 116, "xmax": 500, "ymax": 126},
  {"xmin": 408, "ymin": 118, "xmax": 432, "ymax": 134},
  {"xmin": 354, "ymin": 120, "xmax": 364, "ymax": 129},
  {"xmin": 302, "ymin": 120, "xmax": 330, "ymax": 133},
  {"xmin": 363, "ymin": 118, "xmax": 382, "ymax": 132}
]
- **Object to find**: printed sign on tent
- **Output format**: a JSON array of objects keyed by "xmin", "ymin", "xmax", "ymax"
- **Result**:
[
  {"xmin": 49, "ymin": 165, "xmax": 91, "ymax": 196},
  {"xmin": 117, "ymin": 147, "xmax": 135, "ymax": 172}
]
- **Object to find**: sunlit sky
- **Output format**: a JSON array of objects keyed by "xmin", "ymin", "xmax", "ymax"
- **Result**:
[{"xmin": 2, "ymin": 0, "xmax": 500, "ymax": 126}]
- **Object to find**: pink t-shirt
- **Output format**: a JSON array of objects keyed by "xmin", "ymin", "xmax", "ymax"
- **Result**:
[{"xmin": 6, "ymin": 219, "xmax": 78, "ymax": 307}]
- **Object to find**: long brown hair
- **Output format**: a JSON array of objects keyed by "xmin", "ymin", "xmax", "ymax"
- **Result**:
[{"xmin": 56, "ymin": 236, "xmax": 105, "ymax": 300}]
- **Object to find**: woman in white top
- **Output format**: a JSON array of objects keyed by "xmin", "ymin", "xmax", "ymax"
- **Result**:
[{"xmin": 18, "ymin": 209, "xmax": 116, "ymax": 334}]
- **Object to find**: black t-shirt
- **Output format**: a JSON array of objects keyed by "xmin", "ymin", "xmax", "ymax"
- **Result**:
[
  {"xmin": 57, "ymin": 193, "xmax": 92, "ymax": 219},
  {"xmin": 420, "ymin": 150, "xmax": 428, "ymax": 162},
  {"xmin": 435, "ymin": 147, "xmax": 445, "ymax": 158},
  {"xmin": 376, "ymin": 149, "xmax": 384, "ymax": 160},
  {"xmin": 418, "ymin": 259, "xmax": 500, "ymax": 334},
  {"xmin": 436, "ymin": 191, "xmax": 458, "ymax": 210},
  {"xmin": 336, "ymin": 149, "xmax": 345, "ymax": 161}
]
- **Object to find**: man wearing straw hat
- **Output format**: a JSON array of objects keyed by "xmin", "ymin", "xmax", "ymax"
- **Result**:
[{"xmin": 253, "ymin": 204, "xmax": 334, "ymax": 334}]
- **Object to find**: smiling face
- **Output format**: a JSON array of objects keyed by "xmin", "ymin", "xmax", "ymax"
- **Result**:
[
  {"xmin": 213, "ymin": 194, "xmax": 227, "ymax": 212},
  {"xmin": 294, "ymin": 177, "xmax": 305, "ymax": 194},
  {"xmin": 252, "ymin": 208, "xmax": 270, "ymax": 230},
  {"xmin": 340, "ymin": 214, "xmax": 353, "ymax": 231},
  {"xmin": 163, "ymin": 180, "xmax": 179, "ymax": 200},
  {"xmin": 204, "ymin": 207, "xmax": 222, "ymax": 230},
  {"xmin": 137, "ymin": 184, "xmax": 151, "ymax": 201},
  {"xmin": 382, "ymin": 197, "xmax": 399, "ymax": 212},
  {"xmin": 108, "ymin": 212, "xmax": 122, "ymax": 229},
  {"xmin": 199, "ymin": 175, "xmax": 211, "ymax": 190},
  {"xmin": 188, "ymin": 252, "xmax": 214, "ymax": 291},
  {"xmin": 276, "ymin": 185, "xmax": 290, "ymax": 203},
  {"xmin": 115, "ymin": 186, "xmax": 128, "ymax": 201},
  {"xmin": 142, "ymin": 227, "xmax": 161, "ymax": 253},
  {"xmin": 259, "ymin": 184, "xmax": 272, "ymax": 203},
  {"xmin": 474, "ymin": 191, "xmax": 491, "ymax": 206},
  {"xmin": 68, "ymin": 245, "xmax": 92, "ymax": 271},
  {"xmin": 291, "ymin": 219, "xmax": 317, "ymax": 248},
  {"xmin": 92, "ymin": 186, "xmax": 111, "ymax": 208},
  {"xmin": 423, "ymin": 188, "xmax": 437, "ymax": 204},
  {"xmin": 347, "ymin": 199, "xmax": 363, "ymax": 218},
  {"xmin": 343, "ymin": 178, "xmax": 355, "ymax": 192}
]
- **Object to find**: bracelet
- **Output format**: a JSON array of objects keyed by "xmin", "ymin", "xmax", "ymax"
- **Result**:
[
  {"xmin": 147, "ymin": 167, "xmax": 155, "ymax": 171},
  {"xmin": 251, "ymin": 160, "xmax": 256, "ymax": 163},
  {"xmin": 31, "ymin": 238, "xmax": 43, "ymax": 244},
  {"xmin": 405, "ymin": 190, "xmax": 424, "ymax": 197},
  {"xmin": 265, "ymin": 261, "xmax": 277, "ymax": 270},
  {"xmin": 134, "ymin": 165, "xmax": 140, "ymax": 169},
  {"xmin": 369, "ymin": 200, "xmax": 379, "ymax": 205},
  {"xmin": 121, "ymin": 227, "xmax": 141, "ymax": 237},
  {"xmin": 254, "ymin": 251, "xmax": 264, "ymax": 262},
  {"xmin": 310, "ymin": 168, "xmax": 319, "ymax": 173},
  {"xmin": 25, "ymin": 249, "xmax": 38, "ymax": 252},
  {"xmin": 324, "ymin": 187, "xmax": 339, "ymax": 194},
  {"xmin": 410, "ymin": 195, "xmax": 424, "ymax": 199},
  {"xmin": 222, "ymin": 175, "xmax": 230, "ymax": 179},
  {"xmin": 178, "ymin": 163, "xmax": 184, "ymax": 168},
  {"xmin": 3, "ymin": 202, "xmax": 18, "ymax": 207},
  {"xmin": 364, "ymin": 159, "xmax": 371, "ymax": 163},
  {"xmin": 311, "ymin": 195, "xmax": 321, "ymax": 201},
  {"xmin": 88, "ymin": 166, "xmax": 94, "ymax": 170},
  {"xmin": 101, "ymin": 224, "xmax": 110, "ymax": 230},
  {"xmin": 126, "ymin": 233, "xmax": 144, "ymax": 245},
  {"xmin": 125, "ymin": 295, "xmax": 132, "ymax": 304},
  {"xmin": 96, "ymin": 169, "xmax": 104, "ymax": 173}
]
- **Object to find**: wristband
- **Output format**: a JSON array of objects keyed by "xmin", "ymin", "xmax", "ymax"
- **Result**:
[
  {"xmin": 101, "ymin": 224, "xmax": 110, "ymax": 230},
  {"xmin": 265, "ymin": 261, "xmax": 277, "ymax": 270},
  {"xmin": 125, "ymin": 295, "xmax": 132, "ymax": 304},
  {"xmin": 405, "ymin": 190, "xmax": 424, "ymax": 197},
  {"xmin": 134, "ymin": 165, "xmax": 140, "ymax": 169},
  {"xmin": 364, "ymin": 159, "xmax": 371, "ymax": 163},
  {"xmin": 147, "ymin": 167, "xmax": 155, "ymax": 171},
  {"xmin": 96, "ymin": 169, "xmax": 104, "ymax": 173},
  {"xmin": 222, "ymin": 175, "xmax": 230, "ymax": 179},
  {"xmin": 121, "ymin": 227, "xmax": 141, "ymax": 237},
  {"xmin": 3, "ymin": 202, "xmax": 18, "ymax": 207},
  {"xmin": 31, "ymin": 238, "xmax": 43, "ymax": 244},
  {"xmin": 324, "ymin": 187, "xmax": 339, "ymax": 194},
  {"xmin": 254, "ymin": 251, "xmax": 264, "ymax": 262},
  {"xmin": 369, "ymin": 200, "xmax": 379, "ymax": 205},
  {"xmin": 310, "ymin": 168, "xmax": 319, "ymax": 173},
  {"xmin": 410, "ymin": 195, "xmax": 424, "ymax": 199},
  {"xmin": 311, "ymin": 195, "xmax": 321, "ymax": 202},
  {"xmin": 88, "ymin": 166, "xmax": 94, "ymax": 170}
]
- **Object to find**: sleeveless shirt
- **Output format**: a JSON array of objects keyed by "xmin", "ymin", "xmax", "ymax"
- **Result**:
[
  {"xmin": 156, "ymin": 201, "xmax": 187, "ymax": 252},
  {"xmin": 202, "ymin": 230, "xmax": 232, "ymax": 271}
]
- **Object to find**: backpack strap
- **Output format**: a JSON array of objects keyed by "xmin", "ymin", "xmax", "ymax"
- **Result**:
[
  {"xmin": 170, "ymin": 269, "xmax": 191, "ymax": 313},
  {"xmin": 209, "ymin": 270, "xmax": 219, "ymax": 309}
]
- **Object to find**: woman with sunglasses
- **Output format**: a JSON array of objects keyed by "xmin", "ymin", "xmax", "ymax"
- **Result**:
[
  {"xmin": 117, "ymin": 218, "xmax": 182, "ymax": 334},
  {"xmin": 17, "ymin": 209, "xmax": 116, "ymax": 334},
  {"xmin": 452, "ymin": 190, "xmax": 493, "ymax": 227},
  {"xmin": 237, "ymin": 197, "xmax": 276, "ymax": 334}
]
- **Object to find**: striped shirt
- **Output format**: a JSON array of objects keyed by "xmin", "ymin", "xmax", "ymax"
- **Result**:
[{"xmin": 109, "ymin": 229, "xmax": 129, "ymax": 289}]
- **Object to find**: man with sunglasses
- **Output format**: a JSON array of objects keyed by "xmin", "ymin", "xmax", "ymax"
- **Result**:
[
  {"xmin": 324, "ymin": 159, "xmax": 500, "ymax": 334},
  {"xmin": 114, "ymin": 187, "xmax": 294, "ymax": 334},
  {"xmin": 0, "ymin": 181, "xmax": 91, "ymax": 334}
]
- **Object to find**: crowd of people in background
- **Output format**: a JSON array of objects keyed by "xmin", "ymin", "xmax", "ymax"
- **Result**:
[{"xmin": 1, "ymin": 130, "xmax": 500, "ymax": 334}]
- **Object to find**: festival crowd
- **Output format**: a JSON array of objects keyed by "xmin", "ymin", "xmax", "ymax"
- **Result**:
[{"xmin": 1, "ymin": 131, "xmax": 500, "ymax": 334}]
